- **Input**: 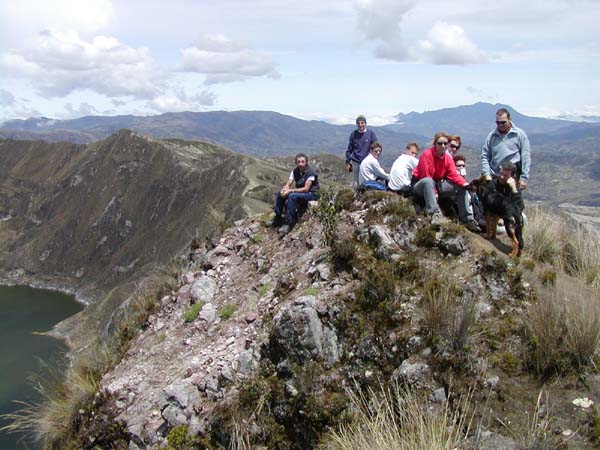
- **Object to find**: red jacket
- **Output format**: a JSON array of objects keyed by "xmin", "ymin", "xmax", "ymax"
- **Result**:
[{"xmin": 413, "ymin": 146, "xmax": 467, "ymax": 186}]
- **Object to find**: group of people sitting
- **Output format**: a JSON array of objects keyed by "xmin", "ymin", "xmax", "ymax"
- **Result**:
[{"xmin": 267, "ymin": 109, "xmax": 529, "ymax": 238}]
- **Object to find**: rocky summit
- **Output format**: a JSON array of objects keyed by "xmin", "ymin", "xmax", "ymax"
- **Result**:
[{"xmin": 77, "ymin": 192, "xmax": 598, "ymax": 449}]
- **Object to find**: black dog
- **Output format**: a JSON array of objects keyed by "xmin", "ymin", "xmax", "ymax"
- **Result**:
[{"xmin": 471, "ymin": 176, "xmax": 524, "ymax": 258}]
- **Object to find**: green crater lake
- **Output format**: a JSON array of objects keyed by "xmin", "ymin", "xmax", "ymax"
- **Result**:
[{"xmin": 0, "ymin": 285, "xmax": 83, "ymax": 450}]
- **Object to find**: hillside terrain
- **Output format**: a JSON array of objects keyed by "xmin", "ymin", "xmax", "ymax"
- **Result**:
[
  {"xmin": 0, "ymin": 131, "xmax": 290, "ymax": 347},
  {"xmin": 42, "ymin": 191, "xmax": 599, "ymax": 450}
]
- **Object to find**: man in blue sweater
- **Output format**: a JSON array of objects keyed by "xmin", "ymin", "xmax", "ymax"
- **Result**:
[
  {"xmin": 345, "ymin": 115, "xmax": 378, "ymax": 191},
  {"xmin": 481, "ymin": 108, "xmax": 531, "ymax": 190}
]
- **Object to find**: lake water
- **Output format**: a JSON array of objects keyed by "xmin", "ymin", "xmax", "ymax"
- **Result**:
[{"xmin": 0, "ymin": 285, "xmax": 83, "ymax": 450}]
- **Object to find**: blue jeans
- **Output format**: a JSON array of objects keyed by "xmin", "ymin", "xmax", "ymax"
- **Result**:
[
  {"xmin": 413, "ymin": 177, "xmax": 473, "ymax": 222},
  {"xmin": 274, "ymin": 192, "xmax": 318, "ymax": 225}
]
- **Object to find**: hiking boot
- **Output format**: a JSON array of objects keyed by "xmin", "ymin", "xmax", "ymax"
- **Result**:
[
  {"xmin": 266, "ymin": 215, "xmax": 283, "ymax": 228},
  {"xmin": 464, "ymin": 220, "xmax": 482, "ymax": 233},
  {"xmin": 430, "ymin": 211, "xmax": 449, "ymax": 226},
  {"xmin": 278, "ymin": 224, "xmax": 291, "ymax": 235}
]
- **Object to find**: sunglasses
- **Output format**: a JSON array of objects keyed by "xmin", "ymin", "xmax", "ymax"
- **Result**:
[
  {"xmin": 449, "ymin": 144, "xmax": 459, "ymax": 149},
  {"xmin": 496, "ymin": 120, "xmax": 508, "ymax": 125},
  {"xmin": 456, "ymin": 164, "xmax": 465, "ymax": 168},
  {"xmin": 436, "ymin": 141, "xmax": 448, "ymax": 145}
]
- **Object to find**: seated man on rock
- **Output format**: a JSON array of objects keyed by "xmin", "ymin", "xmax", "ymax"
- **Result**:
[
  {"xmin": 411, "ymin": 132, "xmax": 481, "ymax": 232},
  {"xmin": 267, "ymin": 153, "xmax": 320, "ymax": 235},
  {"xmin": 358, "ymin": 141, "xmax": 389, "ymax": 191}
]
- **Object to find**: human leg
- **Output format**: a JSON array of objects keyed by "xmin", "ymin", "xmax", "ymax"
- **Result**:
[
  {"xmin": 351, "ymin": 161, "xmax": 360, "ymax": 191},
  {"xmin": 285, "ymin": 192, "xmax": 317, "ymax": 225},
  {"xmin": 413, "ymin": 178, "xmax": 439, "ymax": 214}
]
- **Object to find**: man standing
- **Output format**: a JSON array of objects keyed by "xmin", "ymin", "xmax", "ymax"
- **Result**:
[
  {"xmin": 482, "ymin": 108, "xmax": 531, "ymax": 190},
  {"xmin": 267, "ymin": 153, "xmax": 320, "ymax": 235},
  {"xmin": 345, "ymin": 115, "xmax": 378, "ymax": 191},
  {"xmin": 388, "ymin": 142, "xmax": 419, "ymax": 196}
]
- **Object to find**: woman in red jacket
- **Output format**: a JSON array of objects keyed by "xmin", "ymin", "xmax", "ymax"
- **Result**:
[{"xmin": 412, "ymin": 132, "xmax": 481, "ymax": 232}]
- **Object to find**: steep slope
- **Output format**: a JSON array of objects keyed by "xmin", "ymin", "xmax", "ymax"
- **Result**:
[
  {"xmin": 73, "ymin": 192, "xmax": 598, "ymax": 450},
  {"xmin": 0, "ymin": 131, "xmax": 288, "ymax": 345}
]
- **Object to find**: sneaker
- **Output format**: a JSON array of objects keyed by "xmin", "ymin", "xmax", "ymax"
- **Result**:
[
  {"xmin": 266, "ymin": 215, "xmax": 283, "ymax": 228},
  {"xmin": 278, "ymin": 224, "xmax": 291, "ymax": 235},
  {"xmin": 430, "ymin": 211, "xmax": 449, "ymax": 226},
  {"xmin": 464, "ymin": 221, "xmax": 482, "ymax": 233}
]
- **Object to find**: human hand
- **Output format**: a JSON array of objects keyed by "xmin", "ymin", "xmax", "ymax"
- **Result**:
[
  {"xmin": 280, "ymin": 188, "xmax": 290, "ymax": 197},
  {"xmin": 506, "ymin": 177, "xmax": 518, "ymax": 193},
  {"xmin": 484, "ymin": 174, "xmax": 492, "ymax": 181},
  {"xmin": 346, "ymin": 163, "xmax": 353, "ymax": 172},
  {"xmin": 518, "ymin": 179, "xmax": 527, "ymax": 190}
]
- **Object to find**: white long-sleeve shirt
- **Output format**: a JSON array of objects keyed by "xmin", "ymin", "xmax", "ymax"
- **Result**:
[
  {"xmin": 358, "ymin": 153, "xmax": 389, "ymax": 185},
  {"xmin": 388, "ymin": 154, "xmax": 418, "ymax": 190}
]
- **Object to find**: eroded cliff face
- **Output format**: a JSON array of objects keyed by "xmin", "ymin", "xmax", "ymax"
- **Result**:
[{"xmin": 0, "ymin": 130, "xmax": 285, "ymax": 346}]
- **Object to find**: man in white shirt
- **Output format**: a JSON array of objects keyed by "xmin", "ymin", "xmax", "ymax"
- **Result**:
[
  {"xmin": 358, "ymin": 142, "xmax": 389, "ymax": 191},
  {"xmin": 388, "ymin": 142, "xmax": 419, "ymax": 196}
]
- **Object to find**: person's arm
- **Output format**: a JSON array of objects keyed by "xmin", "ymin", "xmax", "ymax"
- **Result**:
[
  {"xmin": 345, "ymin": 132, "xmax": 355, "ymax": 170},
  {"xmin": 289, "ymin": 179, "xmax": 313, "ymax": 194},
  {"xmin": 373, "ymin": 159, "xmax": 389, "ymax": 180},
  {"xmin": 519, "ymin": 131, "xmax": 531, "ymax": 190},
  {"xmin": 481, "ymin": 134, "xmax": 492, "ymax": 179},
  {"xmin": 279, "ymin": 172, "xmax": 295, "ymax": 196}
]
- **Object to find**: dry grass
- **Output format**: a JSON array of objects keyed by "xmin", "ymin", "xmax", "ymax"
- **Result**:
[
  {"xmin": 525, "ymin": 286, "xmax": 600, "ymax": 375},
  {"xmin": 324, "ymin": 383, "xmax": 471, "ymax": 450},
  {"xmin": 526, "ymin": 204, "xmax": 600, "ymax": 290},
  {"xmin": 422, "ymin": 278, "xmax": 478, "ymax": 351},
  {"xmin": 498, "ymin": 390, "xmax": 557, "ymax": 450}
]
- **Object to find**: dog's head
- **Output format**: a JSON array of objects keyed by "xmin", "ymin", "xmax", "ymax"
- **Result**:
[{"xmin": 469, "ymin": 175, "xmax": 495, "ymax": 197}]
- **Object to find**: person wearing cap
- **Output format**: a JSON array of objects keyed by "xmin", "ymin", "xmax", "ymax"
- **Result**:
[
  {"xmin": 345, "ymin": 114, "xmax": 378, "ymax": 191},
  {"xmin": 411, "ymin": 132, "xmax": 481, "ymax": 232},
  {"xmin": 482, "ymin": 108, "xmax": 531, "ymax": 190},
  {"xmin": 358, "ymin": 141, "xmax": 389, "ymax": 191}
]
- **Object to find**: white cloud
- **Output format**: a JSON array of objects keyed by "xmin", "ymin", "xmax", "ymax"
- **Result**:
[
  {"xmin": 179, "ymin": 34, "xmax": 280, "ymax": 84},
  {"xmin": 354, "ymin": 0, "xmax": 415, "ymax": 61},
  {"xmin": 63, "ymin": 102, "xmax": 100, "ymax": 118},
  {"xmin": 0, "ymin": 0, "xmax": 114, "ymax": 48},
  {"xmin": 0, "ymin": 30, "xmax": 165, "ymax": 99},
  {"xmin": 148, "ymin": 88, "xmax": 217, "ymax": 113},
  {"xmin": 419, "ymin": 21, "xmax": 487, "ymax": 64},
  {"xmin": 0, "ymin": 89, "xmax": 15, "ymax": 106}
]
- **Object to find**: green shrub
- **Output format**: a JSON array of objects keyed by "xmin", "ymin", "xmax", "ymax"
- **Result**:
[
  {"xmin": 161, "ymin": 425, "xmax": 199, "ymax": 450},
  {"xmin": 219, "ymin": 303, "xmax": 236, "ymax": 320},
  {"xmin": 414, "ymin": 225, "xmax": 437, "ymax": 248},
  {"xmin": 335, "ymin": 188, "xmax": 355, "ymax": 212},
  {"xmin": 314, "ymin": 187, "xmax": 338, "ymax": 246},
  {"xmin": 258, "ymin": 283, "xmax": 270, "ymax": 297},
  {"xmin": 539, "ymin": 269, "xmax": 557, "ymax": 286},
  {"xmin": 331, "ymin": 236, "xmax": 356, "ymax": 271},
  {"xmin": 183, "ymin": 302, "xmax": 204, "ymax": 323}
]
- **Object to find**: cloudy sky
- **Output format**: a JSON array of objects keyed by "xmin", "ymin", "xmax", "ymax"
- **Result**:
[{"xmin": 1, "ymin": 0, "xmax": 599, "ymax": 125}]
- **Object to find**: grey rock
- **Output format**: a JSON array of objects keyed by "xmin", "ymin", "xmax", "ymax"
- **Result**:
[
  {"xmin": 468, "ymin": 430, "xmax": 518, "ymax": 450},
  {"xmin": 163, "ymin": 380, "xmax": 200, "ymax": 409},
  {"xmin": 438, "ymin": 234, "xmax": 467, "ymax": 255},
  {"xmin": 190, "ymin": 276, "xmax": 217, "ymax": 302},
  {"xmin": 270, "ymin": 295, "xmax": 340, "ymax": 366},
  {"xmin": 162, "ymin": 404, "xmax": 188, "ymax": 426},
  {"xmin": 392, "ymin": 359, "xmax": 431, "ymax": 386},
  {"xmin": 198, "ymin": 303, "xmax": 217, "ymax": 324},
  {"xmin": 431, "ymin": 387, "xmax": 446, "ymax": 403},
  {"xmin": 183, "ymin": 271, "xmax": 195, "ymax": 284},
  {"xmin": 316, "ymin": 263, "xmax": 331, "ymax": 281}
]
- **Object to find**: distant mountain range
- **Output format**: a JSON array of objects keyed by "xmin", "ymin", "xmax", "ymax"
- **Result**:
[{"xmin": 2, "ymin": 102, "xmax": 600, "ymax": 206}]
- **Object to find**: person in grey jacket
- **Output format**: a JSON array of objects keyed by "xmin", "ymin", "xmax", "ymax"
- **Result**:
[{"xmin": 481, "ymin": 108, "xmax": 531, "ymax": 190}]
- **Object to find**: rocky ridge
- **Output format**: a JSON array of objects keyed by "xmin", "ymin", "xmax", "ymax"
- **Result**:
[{"xmin": 95, "ymin": 192, "xmax": 599, "ymax": 449}]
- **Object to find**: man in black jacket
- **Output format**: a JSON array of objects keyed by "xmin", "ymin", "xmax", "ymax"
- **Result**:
[{"xmin": 267, "ymin": 153, "xmax": 320, "ymax": 235}]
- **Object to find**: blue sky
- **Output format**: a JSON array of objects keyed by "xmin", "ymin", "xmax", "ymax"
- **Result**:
[{"xmin": 1, "ymin": 0, "xmax": 599, "ymax": 125}]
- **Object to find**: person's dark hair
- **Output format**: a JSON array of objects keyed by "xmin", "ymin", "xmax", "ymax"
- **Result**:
[
  {"xmin": 406, "ymin": 142, "xmax": 420, "ymax": 151},
  {"xmin": 496, "ymin": 108, "xmax": 511, "ymax": 119},
  {"xmin": 370, "ymin": 141, "xmax": 382, "ymax": 151},
  {"xmin": 453, "ymin": 154, "xmax": 465, "ymax": 163},
  {"xmin": 295, "ymin": 153, "xmax": 308, "ymax": 164},
  {"xmin": 501, "ymin": 161, "xmax": 517, "ymax": 175}
]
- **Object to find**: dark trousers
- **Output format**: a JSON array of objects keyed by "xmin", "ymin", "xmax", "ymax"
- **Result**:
[{"xmin": 275, "ymin": 192, "xmax": 318, "ymax": 225}]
